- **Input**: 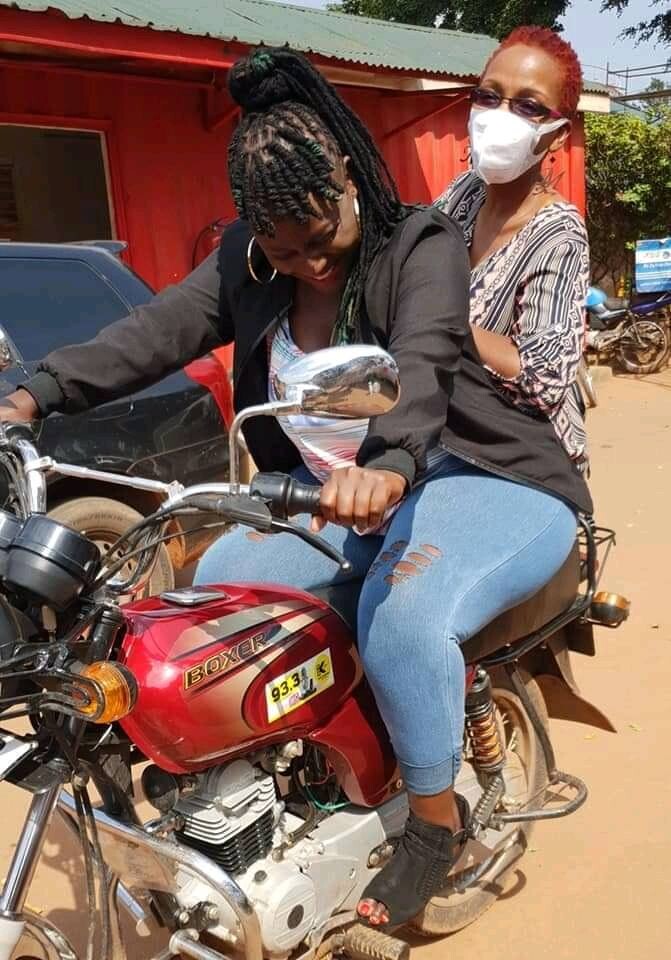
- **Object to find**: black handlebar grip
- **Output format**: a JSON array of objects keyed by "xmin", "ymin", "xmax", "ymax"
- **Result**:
[
  {"xmin": 285, "ymin": 480, "xmax": 322, "ymax": 517},
  {"xmin": 250, "ymin": 472, "xmax": 322, "ymax": 518}
]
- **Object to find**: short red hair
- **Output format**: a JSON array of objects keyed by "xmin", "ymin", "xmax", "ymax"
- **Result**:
[{"xmin": 482, "ymin": 26, "xmax": 583, "ymax": 117}]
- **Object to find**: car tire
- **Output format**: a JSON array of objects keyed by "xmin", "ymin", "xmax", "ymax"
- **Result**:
[{"xmin": 48, "ymin": 496, "xmax": 175, "ymax": 598}]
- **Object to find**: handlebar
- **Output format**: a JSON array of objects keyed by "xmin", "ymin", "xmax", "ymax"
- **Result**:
[
  {"xmin": 0, "ymin": 421, "xmax": 45, "ymax": 515},
  {"xmin": 0, "ymin": 424, "xmax": 351, "ymax": 585},
  {"xmin": 172, "ymin": 474, "xmax": 351, "ymax": 572}
]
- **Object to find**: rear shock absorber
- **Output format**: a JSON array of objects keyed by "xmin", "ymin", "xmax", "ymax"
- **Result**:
[
  {"xmin": 466, "ymin": 668, "xmax": 507, "ymax": 835},
  {"xmin": 465, "ymin": 668, "xmax": 506, "ymax": 775}
]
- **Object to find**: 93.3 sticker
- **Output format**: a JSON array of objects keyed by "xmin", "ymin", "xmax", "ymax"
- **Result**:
[{"xmin": 265, "ymin": 649, "xmax": 334, "ymax": 723}]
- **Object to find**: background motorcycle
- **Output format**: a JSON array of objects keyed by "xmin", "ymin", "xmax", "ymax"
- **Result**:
[
  {"xmin": 0, "ymin": 330, "xmax": 628, "ymax": 960},
  {"xmin": 585, "ymin": 285, "xmax": 671, "ymax": 376}
]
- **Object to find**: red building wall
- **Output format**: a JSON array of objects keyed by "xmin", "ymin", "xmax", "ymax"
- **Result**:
[
  {"xmin": 0, "ymin": 64, "xmax": 234, "ymax": 289},
  {"xmin": 0, "ymin": 62, "xmax": 586, "ymax": 292}
]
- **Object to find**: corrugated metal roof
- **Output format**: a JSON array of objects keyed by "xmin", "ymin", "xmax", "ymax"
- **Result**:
[
  {"xmin": 582, "ymin": 79, "xmax": 614, "ymax": 95},
  {"xmin": 0, "ymin": 1, "xmax": 614, "ymax": 96},
  {"xmin": 0, "ymin": 0, "xmax": 497, "ymax": 78}
]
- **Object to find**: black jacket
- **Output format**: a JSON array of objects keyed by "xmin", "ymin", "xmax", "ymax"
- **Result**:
[{"xmin": 24, "ymin": 208, "xmax": 592, "ymax": 514}]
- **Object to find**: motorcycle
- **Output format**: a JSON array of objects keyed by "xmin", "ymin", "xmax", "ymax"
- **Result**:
[
  {"xmin": 585, "ymin": 285, "xmax": 671, "ymax": 375},
  {"xmin": 0, "ymin": 327, "xmax": 629, "ymax": 960}
]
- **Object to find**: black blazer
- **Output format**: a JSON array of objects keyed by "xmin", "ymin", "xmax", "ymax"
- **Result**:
[
  {"xmin": 28, "ymin": 207, "xmax": 591, "ymax": 514},
  {"xmin": 218, "ymin": 210, "xmax": 592, "ymax": 514}
]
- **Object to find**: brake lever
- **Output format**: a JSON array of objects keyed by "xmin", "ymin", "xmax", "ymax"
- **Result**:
[
  {"xmin": 270, "ymin": 518, "xmax": 352, "ymax": 573},
  {"xmin": 184, "ymin": 494, "xmax": 274, "ymax": 532},
  {"xmin": 181, "ymin": 494, "xmax": 351, "ymax": 571}
]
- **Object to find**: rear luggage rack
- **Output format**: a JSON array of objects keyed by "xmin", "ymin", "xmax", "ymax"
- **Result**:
[{"xmin": 578, "ymin": 523, "xmax": 616, "ymax": 583}]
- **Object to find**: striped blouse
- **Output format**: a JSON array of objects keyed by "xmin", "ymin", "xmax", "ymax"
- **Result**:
[{"xmin": 435, "ymin": 171, "xmax": 589, "ymax": 468}]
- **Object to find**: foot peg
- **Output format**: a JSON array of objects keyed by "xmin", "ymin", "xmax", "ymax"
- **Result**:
[{"xmin": 340, "ymin": 924, "xmax": 409, "ymax": 960}]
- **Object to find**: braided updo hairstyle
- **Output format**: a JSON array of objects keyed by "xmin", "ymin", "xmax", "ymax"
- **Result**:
[{"xmin": 227, "ymin": 47, "xmax": 407, "ymax": 340}]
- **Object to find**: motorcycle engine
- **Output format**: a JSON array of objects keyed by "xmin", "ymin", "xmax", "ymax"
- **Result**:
[
  {"xmin": 174, "ymin": 759, "xmax": 277, "ymax": 872},
  {"xmin": 170, "ymin": 759, "xmax": 318, "ymax": 956}
]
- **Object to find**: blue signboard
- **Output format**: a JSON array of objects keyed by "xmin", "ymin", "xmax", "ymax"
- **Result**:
[{"xmin": 636, "ymin": 238, "xmax": 671, "ymax": 293}]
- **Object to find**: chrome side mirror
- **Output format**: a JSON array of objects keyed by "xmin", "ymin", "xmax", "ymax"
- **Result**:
[
  {"xmin": 228, "ymin": 345, "xmax": 400, "ymax": 490},
  {"xmin": 0, "ymin": 327, "xmax": 25, "ymax": 374},
  {"xmin": 273, "ymin": 345, "xmax": 400, "ymax": 418}
]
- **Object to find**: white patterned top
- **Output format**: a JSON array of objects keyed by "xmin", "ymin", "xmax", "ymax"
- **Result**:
[
  {"xmin": 267, "ymin": 312, "xmax": 448, "ymax": 531},
  {"xmin": 268, "ymin": 312, "xmax": 370, "ymax": 485}
]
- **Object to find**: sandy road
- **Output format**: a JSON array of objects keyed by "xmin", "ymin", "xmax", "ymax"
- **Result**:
[
  {"xmin": 1, "ymin": 366, "xmax": 670, "ymax": 959},
  {"xmin": 414, "ymin": 366, "xmax": 671, "ymax": 960}
]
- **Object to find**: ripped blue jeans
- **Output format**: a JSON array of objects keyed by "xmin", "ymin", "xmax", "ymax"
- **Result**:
[{"xmin": 195, "ymin": 455, "xmax": 577, "ymax": 795}]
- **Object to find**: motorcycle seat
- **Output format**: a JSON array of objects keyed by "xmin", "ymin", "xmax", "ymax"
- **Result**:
[
  {"xmin": 593, "ymin": 307, "xmax": 628, "ymax": 323},
  {"xmin": 587, "ymin": 301, "xmax": 629, "ymax": 324},
  {"xmin": 311, "ymin": 542, "xmax": 580, "ymax": 665}
]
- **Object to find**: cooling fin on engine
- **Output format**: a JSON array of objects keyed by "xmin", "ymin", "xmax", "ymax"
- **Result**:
[{"xmin": 174, "ymin": 760, "xmax": 277, "ymax": 875}]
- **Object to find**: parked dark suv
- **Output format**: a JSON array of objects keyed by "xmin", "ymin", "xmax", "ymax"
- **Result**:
[{"xmin": 0, "ymin": 240, "xmax": 229, "ymax": 592}]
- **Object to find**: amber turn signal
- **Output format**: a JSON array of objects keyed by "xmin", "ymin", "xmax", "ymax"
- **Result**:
[
  {"xmin": 79, "ymin": 661, "xmax": 137, "ymax": 723},
  {"xmin": 589, "ymin": 591, "xmax": 631, "ymax": 628}
]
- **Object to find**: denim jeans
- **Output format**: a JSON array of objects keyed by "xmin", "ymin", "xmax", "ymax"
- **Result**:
[{"xmin": 195, "ymin": 455, "xmax": 577, "ymax": 795}]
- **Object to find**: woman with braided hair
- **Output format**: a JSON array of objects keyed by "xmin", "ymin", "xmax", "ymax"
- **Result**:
[{"xmin": 0, "ymin": 48, "xmax": 591, "ymax": 929}]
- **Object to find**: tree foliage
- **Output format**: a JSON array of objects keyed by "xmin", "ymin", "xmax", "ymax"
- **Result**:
[
  {"xmin": 597, "ymin": 0, "xmax": 670, "ymax": 47},
  {"xmin": 636, "ymin": 78, "xmax": 671, "ymax": 121},
  {"xmin": 585, "ymin": 109, "xmax": 671, "ymax": 286},
  {"xmin": 332, "ymin": 0, "xmax": 670, "ymax": 47},
  {"xmin": 331, "ymin": 1, "xmax": 569, "ymax": 39}
]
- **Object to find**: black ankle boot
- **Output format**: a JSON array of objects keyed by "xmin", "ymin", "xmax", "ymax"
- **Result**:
[{"xmin": 358, "ymin": 794, "xmax": 470, "ymax": 928}]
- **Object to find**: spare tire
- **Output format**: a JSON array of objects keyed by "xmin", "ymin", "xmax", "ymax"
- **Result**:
[{"xmin": 48, "ymin": 497, "xmax": 174, "ymax": 599}]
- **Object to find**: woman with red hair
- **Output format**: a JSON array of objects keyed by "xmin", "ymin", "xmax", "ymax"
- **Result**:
[{"xmin": 436, "ymin": 26, "xmax": 589, "ymax": 474}]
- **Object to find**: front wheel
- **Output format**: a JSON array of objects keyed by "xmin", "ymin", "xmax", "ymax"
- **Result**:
[
  {"xmin": 410, "ymin": 669, "xmax": 549, "ymax": 937},
  {"xmin": 618, "ymin": 318, "xmax": 669, "ymax": 375}
]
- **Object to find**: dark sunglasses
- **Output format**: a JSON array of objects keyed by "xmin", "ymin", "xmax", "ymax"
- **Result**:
[{"xmin": 470, "ymin": 86, "xmax": 564, "ymax": 122}]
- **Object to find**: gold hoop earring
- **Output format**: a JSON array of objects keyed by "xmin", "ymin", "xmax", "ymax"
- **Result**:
[{"xmin": 247, "ymin": 237, "xmax": 277, "ymax": 285}]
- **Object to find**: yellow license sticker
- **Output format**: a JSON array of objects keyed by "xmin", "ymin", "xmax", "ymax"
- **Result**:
[{"xmin": 265, "ymin": 649, "xmax": 334, "ymax": 723}]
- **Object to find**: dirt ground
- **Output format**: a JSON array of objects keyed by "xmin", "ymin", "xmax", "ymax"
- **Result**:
[{"xmin": 1, "ymin": 366, "xmax": 670, "ymax": 959}]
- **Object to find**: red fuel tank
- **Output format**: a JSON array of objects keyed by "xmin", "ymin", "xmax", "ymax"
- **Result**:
[{"xmin": 118, "ymin": 583, "xmax": 359, "ymax": 774}]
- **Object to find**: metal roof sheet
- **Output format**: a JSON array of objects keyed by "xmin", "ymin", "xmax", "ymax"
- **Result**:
[
  {"xmin": 0, "ymin": 0, "xmax": 497, "ymax": 78},
  {"xmin": 0, "ymin": 1, "xmax": 612, "ymax": 93}
]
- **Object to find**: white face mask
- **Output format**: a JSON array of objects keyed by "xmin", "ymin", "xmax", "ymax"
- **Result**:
[{"xmin": 468, "ymin": 107, "xmax": 567, "ymax": 185}]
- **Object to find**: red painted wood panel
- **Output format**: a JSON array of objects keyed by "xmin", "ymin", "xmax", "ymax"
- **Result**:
[
  {"xmin": 0, "ymin": 63, "xmax": 238, "ymax": 290},
  {"xmin": 376, "ymin": 90, "xmax": 471, "ymax": 203}
]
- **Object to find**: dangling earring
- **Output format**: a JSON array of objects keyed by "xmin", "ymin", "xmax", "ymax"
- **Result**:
[
  {"xmin": 353, "ymin": 196, "xmax": 361, "ymax": 232},
  {"xmin": 247, "ymin": 237, "xmax": 277, "ymax": 285}
]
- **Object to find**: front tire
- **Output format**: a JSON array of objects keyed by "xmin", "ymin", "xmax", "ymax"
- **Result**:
[
  {"xmin": 410, "ymin": 669, "xmax": 549, "ymax": 937},
  {"xmin": 618, "ymin": 318, "xmax": 669, "ymax": 374}
]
